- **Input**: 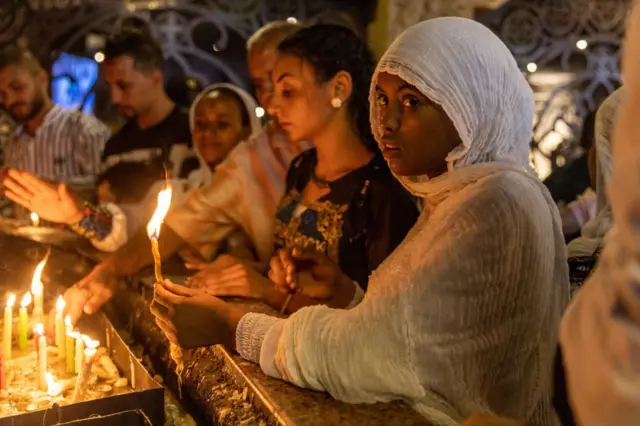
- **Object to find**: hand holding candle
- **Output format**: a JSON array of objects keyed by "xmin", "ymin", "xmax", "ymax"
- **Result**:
[
  {"xmin": 18, "ymin": 292, "xmax": 32, "ymax": 350},
  {"xmin": 3, "ymin": 294, "xmax": 15, "ymax": 360}
]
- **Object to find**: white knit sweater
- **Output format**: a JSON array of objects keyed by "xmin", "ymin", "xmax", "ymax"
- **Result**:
[{"xmin": 236, "ymin": 163, "xmax": 569, "ymax": 426}]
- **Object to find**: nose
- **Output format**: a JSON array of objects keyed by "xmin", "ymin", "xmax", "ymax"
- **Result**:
[
  {"xmin": 266, "ymin": 93, "xmax": 281, "ymax": 120},
  {"xmin": 379, "ymin": 104, "xmax": 400, "ymax": 134},
  {"xmin": 109, "ymin": 88, "xmax": 122, "ymax": 105}
]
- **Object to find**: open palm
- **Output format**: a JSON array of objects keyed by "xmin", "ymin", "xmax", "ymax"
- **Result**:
[{"xmin": 4, "ymin": 169, "xmax": 82, "ymax": 225}]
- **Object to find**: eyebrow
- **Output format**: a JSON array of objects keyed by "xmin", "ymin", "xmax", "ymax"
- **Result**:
[
  {"xmin": 375, "ymin": 83, "xmax": 419, "ymax": 92},
  {"xmin": 276, "ymin": 72, "xmax": 293, "ymax": 83}
]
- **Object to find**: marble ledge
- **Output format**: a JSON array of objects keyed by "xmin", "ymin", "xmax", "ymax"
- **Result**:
[{"xmin": 110, "ymin": 280, "xmax": 432, "ymax": 426}]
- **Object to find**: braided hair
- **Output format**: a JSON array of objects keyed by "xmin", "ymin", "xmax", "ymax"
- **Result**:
[{"xmin": 277, "ymin": 24, "xmax": 377, "ymax": 152}]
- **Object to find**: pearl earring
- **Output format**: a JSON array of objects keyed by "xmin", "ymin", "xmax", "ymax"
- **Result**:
[{"xmin": 331, "ymin": 97, "xmax": 342, "ymax": 109}]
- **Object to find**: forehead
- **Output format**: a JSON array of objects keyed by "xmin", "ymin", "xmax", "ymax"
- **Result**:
[
  {"xmin": 248, "ymin": 46, "xmax": 278, "ymax": 78},
  {"xmin": 195, "ymin": 94, "xmax": 243, "ymax": 119},
  {"xmin": 376, "ymin": 72, "xmax": 414, "ymax": 91},
  {"xmin": 103, "ymin": 56, "xmax": 144, "ymax": 80},
  {"xmin": 0, "ymin": 65, "xmax": 32, "ymax": 86},
  {"xmin": 272, "ymin": 54, "xmax": 315, "ymax": 83}
]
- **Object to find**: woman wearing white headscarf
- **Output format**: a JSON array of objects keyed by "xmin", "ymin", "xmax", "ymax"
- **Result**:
[
  {"xmin": 150, "ymin": 18, "xmax": 569, "ymax": 425},
  {"xmin": 566, "ymin": 88, "xmax": 622, "ymax": 295}
]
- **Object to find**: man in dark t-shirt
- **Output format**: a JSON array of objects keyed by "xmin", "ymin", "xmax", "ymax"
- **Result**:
[{"xmin": 100, "ymin": 30, "xmax": 194, "ymax": 179}]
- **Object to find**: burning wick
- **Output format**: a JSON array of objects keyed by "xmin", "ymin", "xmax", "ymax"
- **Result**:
[
  {"xmin": 30, "ymin": 212, "xmax": 39, "ymax": 227},
  {"xmin": 146, "ymin": 185, "xmax": 172, "ymax": 283},
  {"xmin": 31, "ymin": 256, "xmax": 46, "ymax": 320}
]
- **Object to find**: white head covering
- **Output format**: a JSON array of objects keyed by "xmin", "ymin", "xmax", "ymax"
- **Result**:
[
  {"xmin": 369, "ymin": 17, "xmax": 535, "ymax": 197},
  {"xmin": 567, "ymin": 88, "xmax": 622, "ymax": 258},
  {"xmin": 187, "ymin": 83, "xmax": 262, "ymax": 188}
]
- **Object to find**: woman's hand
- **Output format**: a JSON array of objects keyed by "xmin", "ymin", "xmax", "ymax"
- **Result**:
[
  {"xmin": 269, "ymin": 248, "xmax": 353, "ymax": 302},
  {"xmin": 151, "ymin": 280, "xmax": 246, "ymax": 349},
  {"xmin": 185, "ymin": 255, "xmax": 272, "ymax": 299},
  {"xmin": 4, "ymin": 169, "xmax": 82, "ymax": 225}
]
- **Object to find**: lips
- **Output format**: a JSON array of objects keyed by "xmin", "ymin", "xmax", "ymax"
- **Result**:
[{"xmin": 380, "ymin": 141, "xmax": 401, "ymax": 159}]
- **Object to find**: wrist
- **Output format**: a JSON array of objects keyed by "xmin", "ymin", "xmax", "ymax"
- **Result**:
[
  {"xmin": 65, "ymin": 209, "xmax": 84, "ymax": 226},
  {"xmin": 328, "ymin": 274, "xmax": 356, "ymax": 309}
]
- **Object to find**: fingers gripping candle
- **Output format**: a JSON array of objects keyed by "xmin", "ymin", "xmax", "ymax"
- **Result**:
[{"xmin": 146, "ymin": 184, "xmax": 185, "ymax": 394}]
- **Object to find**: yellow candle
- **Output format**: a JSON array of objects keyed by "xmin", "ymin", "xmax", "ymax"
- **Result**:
[
  {"xmin": 55, "ymin": 296, "xmax": 65, "ymax": 358},
  {"xmin": 31, "ymin": 258, "xmax": 47, "ymax": 321},
  {"xmin": 74, "ymin": 333, "xmax": 84, "ymax": 374},
  {"xmin": 18, "ymin": 293, "xmax": 32, "ymax": 350},
  {"xmin": 3, "ymin": 294, "xmax": 15, "ymax": 360},
  {"xmin": 65, "ymin": 317, "xmax": 74, "ymax": 373},
  {"xmin": 34, "ymin": 323, "xmax": 46, "ymax": 391}
]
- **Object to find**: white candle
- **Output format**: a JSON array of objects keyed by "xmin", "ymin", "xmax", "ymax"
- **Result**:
[
  {"xmin": 3, "ymin": 294, "xmax": 15, "ymax": 360},
  {"xmin": 34, "ymin": 323, "xmax": 46, "ymax": 391},
  {"xmin": 74, "ymin": 333, "xmax": 84, "ymax": 374},
  {"xmin": 54, "ymin": 296, "xmax": 65, "ymax": 357},
  {"xmin": 31, "ymin": 258, "xmax": 46, "ymax": 321},
  {"xmin": 73, "ymin": 336, "xmax": 99, "ymax": 402}
]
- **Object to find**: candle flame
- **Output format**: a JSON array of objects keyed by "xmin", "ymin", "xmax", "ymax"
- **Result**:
[
  {"xmin": 81, "ymin": 335, "xmax": 100, "ymax": 357},
  {"xmin": 56, "ymin": 295, "xmax": 65, "ymax": 311},
  {"xmin": 146, "ymin": 185, "xmax": 172, "ymax": 239},
  {"xmin": 34, "ymin": 323, "xmax": 44, "ymax": 335},
  {"xmin": 67, "ymin": 330, "xmax": 80, "ymax": 338},
  {"xmin": 20, "ymin": 292, "xmax": 32, "ymax": 308},
  {"xmin": 46, "ymin": 372, "xmax": 62, "ymax": 396},
  {"xmin": 31, "ymin": 257, "xmax": 46, "ymax": 296},
  {"xmin": 64, "ymin": 315, "xmax": 72, "ymax": 327},
  {"xmin": 6, "ymin": 293, "xmax": 16, "ymax": 308},
  {"xmin": 30, "ymin": 212, "xmax": 39, "ymax": 226}
]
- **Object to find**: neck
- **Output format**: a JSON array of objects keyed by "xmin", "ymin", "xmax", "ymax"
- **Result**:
[
  {"xmin": 137, "ymin": 93, "xmax": 175, "ymax": 129},
  {"xmin": 313, "ymin": 115, "xmax": 373, "ymax": 180},
  {"xmin": 25, "ymin": 98, "xmax": 53, "ymax": 135}
]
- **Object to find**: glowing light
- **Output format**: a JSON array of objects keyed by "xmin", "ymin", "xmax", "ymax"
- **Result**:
[
  {"xmin": 34, "ymin": 323, "xmax": 44, "ymax": 335},
  {"xmin": 526, "ymin": 62, "xmax": 538, "ymax": 73},
  {"xmin": 6, "ymin": 294, "xmax": 16, "ymax": 309},
  {"xmin": 46, "ymin": 373, "xmax": 63, "ymax": 396},
  {"xmin": 287, "ymin": 17, "xmax": 298, "ymax": 24},
  {"xmin": 31, "ymin": 257, "xmax": 46, "ymax": 299},
  {"xmin": 30, "ymin": 212, "xmax": 39, "ymax": 226},
  {"xmin": 212, "ymin": 45, "xmax": 220, "ymax": 52},
  {"xmin": 94, "ymin": 52, "xmax": 105, "ymax": 63},
  {"xmin": 255, "ymin": 107, "xmax": 265, "ymax": 118},
  {"xmin": 147, "ymin": 186, "xmax": 173, "ymax": 239},
  {"xmin": 20, "ymin": 292, "xmax": 32, "ymax": 308},
  {"xmin": 56, "ymin": 295, "xmax": 66, "ymax": 312},
  {"xmin": 576, "ymin": 40, "xmax": 588, "ymax": 50},
  {"xmin": 64, "ymin": 315, "xmax": 72, "ymax": 328}
]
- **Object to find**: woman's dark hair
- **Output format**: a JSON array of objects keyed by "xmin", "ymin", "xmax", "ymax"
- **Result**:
[{"xmin": 277, "ymin": 24, "xmax": 377, "ymax": 151}]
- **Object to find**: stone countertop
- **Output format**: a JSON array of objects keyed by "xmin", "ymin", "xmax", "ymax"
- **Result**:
[{"xmin": 0, "ymin": 228, "xmax": 432, "ymax": 425}]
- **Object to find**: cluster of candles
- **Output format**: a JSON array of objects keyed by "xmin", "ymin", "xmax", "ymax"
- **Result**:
[{"xmin": 0, "ymin": 257, "xmax": 100, "ymax": 395}]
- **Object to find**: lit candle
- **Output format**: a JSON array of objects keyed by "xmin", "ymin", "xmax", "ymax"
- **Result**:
[
  {"xmin": 31, "ymin": 257, "xmax": 47, "ymax": 321},
  {"xmin": 30, "ymin": 212, "xmax": 40, "ymax": 227},
  {"xmin": 55, "ymin": 296, "xmax": 65, "ymax": 358},
  {"xmin": 18, "ymin": 292, "xmax": 32, "ymax": 350},
  {"xmin": 3, "ymin": 294, "xmax": 15, "ymax": 360},
  {"xmin": 73, "ymin": 336, "xmax": 99, "ymax": 402},
  {"xmin": 65, "ymin": 317, "xmax": 74, "ymax": 373},
  {"xmin": 34, "ymin": 323, "xmax": 46, "ymax": 390},
  {"xmin": 146, "ymin": 184, "xmax": 172, "ymax": 283},
  {"xmin": 146, "ymin": 184, "xmax": 185, "ymax": 391},
  {"xmin": 74, "ymin": 332, "xmax": 84, "ymax": 374}
]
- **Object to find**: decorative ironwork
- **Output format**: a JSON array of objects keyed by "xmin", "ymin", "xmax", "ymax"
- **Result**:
[{"xmin": 479, "ymin": 0, "xmax": 628, "ymax": 178}]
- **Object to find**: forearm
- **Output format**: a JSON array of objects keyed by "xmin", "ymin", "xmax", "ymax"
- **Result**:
[
  {"xmin": 261, "ymin": 279, "xmax": 358, "ymax": 314},
  {"xmin": 109, "ymin": 225, "xmax": 186, "ymax": 276}
]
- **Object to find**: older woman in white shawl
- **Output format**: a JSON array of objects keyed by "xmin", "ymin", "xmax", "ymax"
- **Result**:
[
  {"xmin": 566, "ymin": 88, "xmax": 622, "ymax": 295},
  {"xmin": 150, "ymin": 18, "xmax": 569, "ymax": 425}
]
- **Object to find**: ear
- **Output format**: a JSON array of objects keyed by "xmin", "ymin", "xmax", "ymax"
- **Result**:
[
  {"xmin": 330, "ymin": 71, "xmax": 353, "ymax": 105},
  {"xmin": 151, "ymin": 68, "xmax": 164, "ymax": 88},
  {"xmin": 37, "ymin": 70, "xmax": 49, "ymax": 89}
]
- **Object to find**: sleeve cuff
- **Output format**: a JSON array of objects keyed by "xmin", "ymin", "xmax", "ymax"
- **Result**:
[{"xmin": 235, "ymin": 313, "xmax": 283, "ymax": 364}]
